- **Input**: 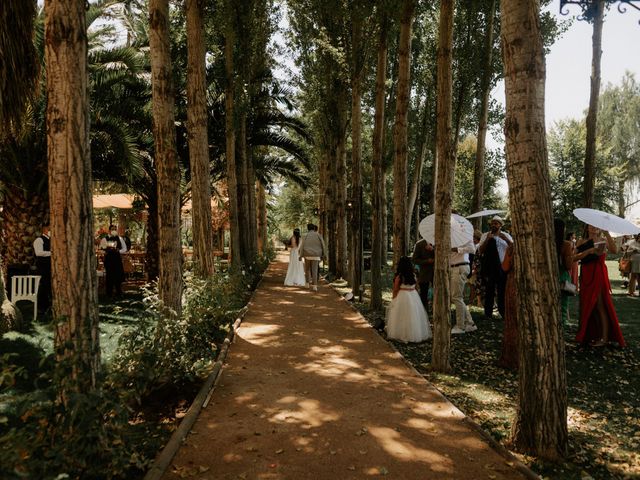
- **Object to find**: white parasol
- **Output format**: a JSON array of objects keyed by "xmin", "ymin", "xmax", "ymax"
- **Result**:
[
  {"xmin": 573, "ymin": 208, "xmax": 640, "ymax": 236},
  {"xmin": 465, "ymin": 209, "xmax": 507, "ymax": 219},
  {"xmin": 419, "ymin": 213, "xmax": 474, "ymax": 248}
]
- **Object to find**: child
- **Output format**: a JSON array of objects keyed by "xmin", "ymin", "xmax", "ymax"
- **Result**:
[{"xmin": 386, "ymin": 256, "xmax": 432, "ymax": 343}]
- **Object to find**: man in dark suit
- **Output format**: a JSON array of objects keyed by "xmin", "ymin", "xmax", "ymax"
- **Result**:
[{"xmin": 412, "ymin": 238, "xmax": 434, "ymax": 309}]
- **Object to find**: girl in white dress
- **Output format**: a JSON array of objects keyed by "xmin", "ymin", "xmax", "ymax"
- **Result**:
[
  {"xmin": 386, "ymin": 256, "xmax": 431, "ymax": 343},
  {"xmin": 284, "ymin": 228, "xmax": 306, "ymax": 286}
]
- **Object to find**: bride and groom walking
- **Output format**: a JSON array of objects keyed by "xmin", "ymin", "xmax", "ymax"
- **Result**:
[{"xmin": 284, "ymin": 223, "xmax": 326, "ymax": 291}]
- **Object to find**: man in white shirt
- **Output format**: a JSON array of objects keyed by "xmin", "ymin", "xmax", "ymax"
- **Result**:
[
  {"xmin": 32, "ymin": 224, "xmax": 52, "ymax": 312},
  {"xmin": 450, "ymin": 239, "xmax": 477, "ymax": 334},
  {"xmin": 478, "ymin": 215, "xmax": 513, "ymax": 319}
]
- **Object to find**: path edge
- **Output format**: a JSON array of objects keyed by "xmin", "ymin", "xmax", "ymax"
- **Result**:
[
  {"xmin": 143, "ymin": 267, "xmax": 267, "ymax": 480},
  {"xmin": 326, "ymin": 282, "xmax": 541, "ymax": 480}
]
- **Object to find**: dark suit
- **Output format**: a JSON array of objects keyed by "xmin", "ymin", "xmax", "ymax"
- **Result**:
[{"xmin": 412, "ymin": 239, "xmax": 434, "ymax": 308}]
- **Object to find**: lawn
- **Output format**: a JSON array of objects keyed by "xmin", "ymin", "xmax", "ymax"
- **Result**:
[{"xmin": 346, "ymin": 260, "xmax": 640, "ymax": 480}]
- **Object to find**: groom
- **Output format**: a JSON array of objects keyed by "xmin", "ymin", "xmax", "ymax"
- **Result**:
[{"xmin": 298, "ymin": 223, "xmax": 326, "ymax": 292}]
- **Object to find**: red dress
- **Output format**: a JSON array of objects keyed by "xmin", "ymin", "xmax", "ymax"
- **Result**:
[{"xmin": 576, "ymin": 254, "xmax": 626, "ymax": 346}]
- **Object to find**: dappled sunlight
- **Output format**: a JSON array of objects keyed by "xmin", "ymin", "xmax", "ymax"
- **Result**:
[
  {"xmin": 367, "ymin": 426, "xmax": 453, "ymax": 466},
  {"xmin": 267, "ymin": 398, "xmax": 341, "ymax": 428},
  {"xmin": 167, "ymin": 259, "xmax": 530, "ymax": 480},
  {"xmin": 238, "ymin": 323, "xmax": 285, "ymax": 347}
]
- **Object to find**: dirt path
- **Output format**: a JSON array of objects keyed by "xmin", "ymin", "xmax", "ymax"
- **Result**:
[{"xmin": 163, "ymin": 254, "xmax": 526, "ymax": 479}]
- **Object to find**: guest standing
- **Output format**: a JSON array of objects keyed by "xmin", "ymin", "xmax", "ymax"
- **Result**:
[
  {"xmin": 411, "ymin": 238, "xmax": 434, "ymax": 309},
  {"xmin": 498, "ymin": 243, "xmax": 518, "ymax": 369},
  {"xmin": 478, "ymin": 216, "xmax": 513, "ymax": 319},
  {"xmin": 284, "ymin": 228, "xmax": 306, "ymax": 286},
  {"xmin": 32, "ymin": 224, "xmax": 52, "ymax": 313},
  {"xmin": 555, "ymin": 219, "xmax": 575, "ymax": 326},
  {"xmin": 298, "ymin": 223, "xmax": 326, "ymax": 292},
  {"xmin": 624, "ymin": 233, "xmax": 640, "ymax": 296},
  {"xmin": 100, "ymin": 225, "xmax": 127, "ymax": 297},
  {"xmin": 574, "ymin": 224, "xmax": 625, "ymax": 347},
  {"xmin": 386, "ymin": 256, "xmax": 431, "ymax": 343},
  {"xmin": 449, "ymin": 239, "xmax": 477, "ymax": 334}
]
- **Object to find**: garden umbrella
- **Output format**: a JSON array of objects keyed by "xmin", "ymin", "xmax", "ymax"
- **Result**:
[
  {"xmin": 573, "ymin": 208, "xmax": 640, "ymax": 236},
  {"xmin": 465, "ymin": 209, "xmax": 506, "ymax": 219},
  {"xmin": 419, "ymin": 213, "xmax": 474, "ymax": 248}
]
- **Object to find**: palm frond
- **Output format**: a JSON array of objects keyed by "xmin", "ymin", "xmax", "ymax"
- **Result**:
[
  {"xmin": 250, "ymin": 130, "xmax": 311, "ymax": 170},
  {"xmin": 256, "ymin": 155, "xmax": 310, "ymax": 188}
]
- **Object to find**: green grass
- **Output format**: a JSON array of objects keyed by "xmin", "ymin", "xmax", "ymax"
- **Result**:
[{"xmin": 349, "ymin": 260, "xmax": 640, "ymax": 480}]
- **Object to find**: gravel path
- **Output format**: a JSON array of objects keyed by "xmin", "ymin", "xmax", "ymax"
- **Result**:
[{"xmin": 163, "ymin": 254, "xmax": 526, "ymax": 479}]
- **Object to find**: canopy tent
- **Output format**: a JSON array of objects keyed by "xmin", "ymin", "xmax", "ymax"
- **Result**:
[{"xmin": 93, "ymin": 194, "xmax": 136, "ymax": 209}]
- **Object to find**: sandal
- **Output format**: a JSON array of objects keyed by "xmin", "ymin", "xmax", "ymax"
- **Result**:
[{"xmin": 590, "ymin": 339, "xmax": 606, "ymax": 347}]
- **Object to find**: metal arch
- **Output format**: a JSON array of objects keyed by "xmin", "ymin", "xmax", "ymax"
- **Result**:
[{"xmin": 560, "ymin": 0, "xmax": 640, "ymax": 23}]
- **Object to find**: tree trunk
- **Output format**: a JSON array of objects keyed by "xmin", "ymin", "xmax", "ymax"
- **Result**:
[
  {"xmin": 370, "ymin": 15, "xmax": 388, "ymax": 311},
  {"xmin": 186, "ymin": 0, "xmax": 214, "ymax": 277},
  {"xmin": 407, "ymin": 103, "xmax": 429, "ymax": 243},
  {"xmin": 617, "ymin": 179, "xmax": 626, "ymax": 218},
  {"xmin": 431, "ymin": 0, "xmax": 455, "ymax": 374},
  {"xmin": 583, "ymin": 0, "xmax": 604, "ymax": 209},
  {"xmin": 224, "ymin": 7, "xmax": 242, "ymax": 270},
  {"xmin": 45, "ymin": 0, "xmax": 99, "ymax": 394},
  {"xmin": 501, "ymin": 0, "xmax": 568, "ymax": 459},
  {"xmin": 149, "ymin": 0, "xmax": 182, "ymax": 314},
  {"xmin": 0, "ymin": 186, "xmax": 47, "ymax": 267},
  {"xmin": 350, "ymin": 45, "xmax": 363, "ymax": 297},
  {"xmin": 246, "ymin": 148, "xmax": 258, "ymax": 260},
  {"xmin": 237, "ymin": 113, "xmax": 251, "ymax": 265},
  {"xmin": 471, "ymin": 0, "xmax": 496, "ymax": 230},
  {"xmin": 391, "ymin": 0, "xmax": 415, "ymax": 267},
  {"xmin": 256, "ymin": 180, "xmax": 267, "ymax": 254},
  {"xmin": 145, "ymin": 191, "xmax": 160, "ymax": 280},
  {"xmin": 336, "ymin": 137, "xmax": 348, "ymax": 279}
]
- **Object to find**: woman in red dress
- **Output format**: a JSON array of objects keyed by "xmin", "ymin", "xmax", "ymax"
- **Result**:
[{"xmin": 574, "ymin": 225, "xmax": 626, "ymax": 347}]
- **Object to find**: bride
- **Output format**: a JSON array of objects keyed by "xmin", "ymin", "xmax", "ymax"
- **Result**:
[{"xmin": 284, "ymin": 228, "xmax": 306, "ymax": 286}]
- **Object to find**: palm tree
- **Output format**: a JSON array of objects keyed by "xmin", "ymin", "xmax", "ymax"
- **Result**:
[
  {"xmin": 0, "ymin": 0, "xmax": 39, "ymax": 133},
  {"xmin": 0, "ymin": 5, "xmax": 146, "ymax": 272}
]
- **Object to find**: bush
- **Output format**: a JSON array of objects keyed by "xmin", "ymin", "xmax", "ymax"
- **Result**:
[
  {"xmin": 0, "ymin": 387, "xmax": 149, "ymax": 480},
  {"xmin": 0, "ymin": 253, "xmax": 271, "ymax": 479},
  {"xmin": 107, "ymin": 253, "xmax": 269, "ymax": 403}
]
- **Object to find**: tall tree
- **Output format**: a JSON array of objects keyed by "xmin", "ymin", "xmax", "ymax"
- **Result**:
[
  {"xmin": 186, "ymin": 0, "xmax": 214, "ymax": 276},
  {"xmin": 149, "ymin": 0, "xmax": 182, "ymax": 313},
  {"xmin": 347, "ymin": 1, "xmax": 374, "ymax": 297},
  {"xmin": 431, "ymin": 0, "xmax": 455, "ymax": 373},
  {"xmin": 391, "ymin": 0, "xmax": 415, "ymax": 266},
  {"xmin": 0, "ymin": 0, "xmax": 38, "ymax": 134},
  {"xmin": 501, "ymin": 0, "xmax": 568, "ymax": 459},
  {"xmin": 223, "ymin": 0, "xmax": 241, "ymax": 269},
  {"xmin": 45, "ymin": 0, "xmax": 99, "ymax": 394},
  {"xmin": 583, "ymin": 0, "xmax": 605, "ymax": 208},
  {"xmin": 370, "ymin": 7, "xmax": 390, "ymax": 312},
  {"xmin": 471, "ymin": 0, "xmax": 497, "ymax": 228}
]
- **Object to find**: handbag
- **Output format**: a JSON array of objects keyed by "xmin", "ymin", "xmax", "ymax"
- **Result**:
[
  {"xmin": 560, "ymin": 280, "xmax": 577, "ymax": 296},
  {"xmin": 619, "ymin": 257, "xmax": 632, "ymax": 274},
  {"xmin": 559, "ymin": 270, "xmax": 576, "ymax": 296}
]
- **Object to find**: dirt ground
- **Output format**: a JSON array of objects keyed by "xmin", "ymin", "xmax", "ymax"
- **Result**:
[{"xmin": 163, "ymin": 254, "xmax": 527, "ymax": 479}]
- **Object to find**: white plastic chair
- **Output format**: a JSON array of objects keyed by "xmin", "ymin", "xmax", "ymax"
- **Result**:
[{"xmin": 10, "ymin": 275, "xmax": 41, "ymax": 322}]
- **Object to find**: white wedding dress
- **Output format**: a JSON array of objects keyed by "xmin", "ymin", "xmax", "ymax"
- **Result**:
[
  {"xmin": 284, "ymin": 237, "xmax": 306, "ymax": 286},
  {"xmin": 386, "ymin": 284, "xmax": 431, "ymax": 342}
]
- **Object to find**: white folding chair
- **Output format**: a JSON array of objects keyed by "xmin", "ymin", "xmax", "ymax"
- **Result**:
[{"xmin": 10, "ymin": 275, "xmax": 41, "ymax": 322}]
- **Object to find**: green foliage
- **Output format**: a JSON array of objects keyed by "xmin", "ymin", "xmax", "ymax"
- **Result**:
[
  {"xmin": 0, "ymin": 388, "xmax": 146, "ymax": 480},
  {"xmin": 107, "ymin": 257, "xmax": 268, "ymax": 403},
  {"xmin": 548, "ymin": 118, "xmax": 618, "ymax": 230},
  {"xmin": 0, "ymin": 258, "xmax": 270, "ymax": 479},
  {"xmin": 454, "ymin": 135, "xmax": 506, "ymax": 214}
]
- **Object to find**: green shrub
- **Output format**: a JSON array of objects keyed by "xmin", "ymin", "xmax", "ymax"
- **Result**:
[
  {"xmin": 0, "ymin": 387, "xmax": 149, "ymax": 480},
  {"xmin": 0, "ymin": 253, "xmax": 271, "ymax": 479}
]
